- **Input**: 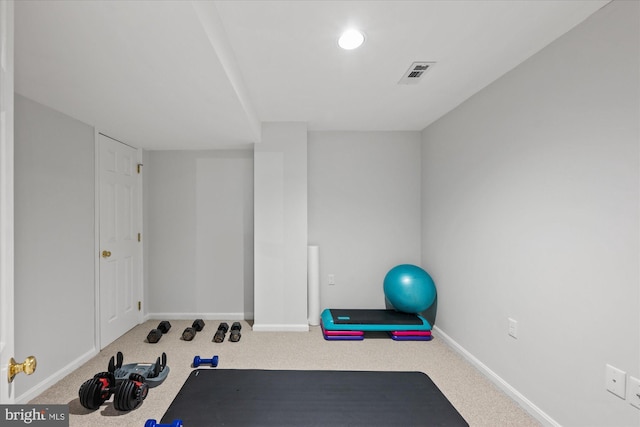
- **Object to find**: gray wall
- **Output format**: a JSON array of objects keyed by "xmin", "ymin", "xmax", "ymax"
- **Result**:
[
  {"xmin": 308, "ymin": 131, "xmax": 422, "ymax": 311},
  {"xmin": 143, "ymin": 149, "xmax": 254, "ymax": 319},
  {"xmin": 143, "ymin": 129, "xmax": 422, "ymax": 326},
  {"xmin": 14, "ymin": 94, "xmax": 95, "ymax": 398},
  {"xmin": 421, "ymin": 1, "xmax": 639, "ymax": 426}
]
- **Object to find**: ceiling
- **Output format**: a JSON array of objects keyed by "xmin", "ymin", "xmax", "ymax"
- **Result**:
[{"xmin": 14, "ymin": 0, "xmax": 610, "ymax": 150}]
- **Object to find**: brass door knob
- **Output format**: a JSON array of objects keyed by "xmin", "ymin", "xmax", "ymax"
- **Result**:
[
  {"xmin": 8, "ymin": 356, "xmax": 37, "ymax": 383},
  {"xmin": 102, "ymin": 250, "xmax": 112, "ymax": 258}
]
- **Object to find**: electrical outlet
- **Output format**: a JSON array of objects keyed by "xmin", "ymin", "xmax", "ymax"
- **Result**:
[
  {"xmin": 328, "ymin": 274, "xmax": 335, "ymax": 285},
  {"xmin": 628, "ymin": 376, "xmax": 640, "ymax": 409},
  {"xmin": 508, "ymin": 318, "xmax": 518, "ymax": 339},
  {"xmin": 605, "ymin": 364, "xmax": 626, "ymax": 399}
]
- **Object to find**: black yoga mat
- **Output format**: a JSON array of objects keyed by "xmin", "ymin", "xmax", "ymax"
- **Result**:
[
  {"xmin": 330, "ymin": 309, "xmax": 425, "ymax": 325},
  {"xmin": 161, "ymin": 369, "xmax": 468, "ymax": 427}
]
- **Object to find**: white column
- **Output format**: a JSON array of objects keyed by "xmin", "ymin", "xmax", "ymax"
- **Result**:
[
  {"xmin": 307, "ymin": 245, "xmax": 320, "ymax": 326},
  {"xmin": 253, "ymin": 122, "xmax": 308, "ymax": 331}
]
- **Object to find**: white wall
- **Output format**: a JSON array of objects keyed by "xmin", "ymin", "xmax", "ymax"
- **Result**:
[
  {"xmin": 308, "ymin": 131, "xmax": 422, "ymax": 311},
  {"xmin": 14, "ymin": 94, "xmax": 95, "ymax": 399},
  {"xmin": 253, "ymin": 122, "xmax": 308, "ymax": 331},
  {"xmin": 144, "ymin": 149, "xmax": 254, "ymax": 319},
  {"xmin": 421, "ymin": 1, "xmax": 639, "ymax": 426}
]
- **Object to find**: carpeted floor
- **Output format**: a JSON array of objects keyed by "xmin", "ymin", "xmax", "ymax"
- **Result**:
[{"xmin": 30, "ymin": 320, "xmax": 541, "ymax": 427}]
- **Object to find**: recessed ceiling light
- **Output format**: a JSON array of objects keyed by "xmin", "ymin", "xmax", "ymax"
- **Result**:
[{"xmin": 338, "ymin": 29, "xmax": 365, "ymax": 50}]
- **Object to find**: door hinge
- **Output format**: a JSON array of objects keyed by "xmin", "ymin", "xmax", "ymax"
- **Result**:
[
  {"xmin": 138, "ymin": 233, "xmax": 141, "ymax": 242},
  {"xmin": 138, "ymin": 301, "xmax": 141, "ymax": 311},
  {"xmin": 137, "ymin": 163, "xmax": 143, "ymax": 174}
]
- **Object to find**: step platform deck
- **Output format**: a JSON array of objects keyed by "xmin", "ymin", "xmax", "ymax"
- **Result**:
[{"xmin": 321, "ymin": 309, "xmax": 433, "ymax": 341}]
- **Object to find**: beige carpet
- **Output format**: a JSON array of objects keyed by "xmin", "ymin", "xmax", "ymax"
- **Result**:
[{"xmin": 30, "ymin": 320, "xmax": 541, "ymax": 427}]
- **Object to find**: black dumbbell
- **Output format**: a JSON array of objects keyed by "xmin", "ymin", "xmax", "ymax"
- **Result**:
[
  {"xmin": 229, "ymin": 322, "xmax": 241, "ymax": 342},
  {"xmin": 193, "ymin": 355, "xmax": 219, "ymax": 368},
  {"xmin": 78, "ymin": 370, "xmax": 148, "ymax": 412},
  {"xmin": 146, "ymin": 321, "xmax": 171, "ymax": 344},
  {"xmin": 182, "ymin": 319, "xmax": 205, "ymax": 341},
  {"xmin": 213, "ymin": 322, "xmax": 229, "ymax": 343},
  {"xmin": 145, "ymin": 420, "xmax": 183, "ymax": 427}
]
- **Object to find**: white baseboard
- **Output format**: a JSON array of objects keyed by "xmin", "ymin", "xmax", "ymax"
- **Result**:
[
  {"xmin": 433, "ymin": 326, "xmax": 559, "ymax": 427},
  {"xmin": 252, "ymin": 323, "xmax": 309, "ymax": 332},
  {"xmin": 16, "ymin": 347, "xmax": 97, "ymax": 404},
  {"xmin": 147, "ymin": 312, "xmax": 247, "ymax": 321}
]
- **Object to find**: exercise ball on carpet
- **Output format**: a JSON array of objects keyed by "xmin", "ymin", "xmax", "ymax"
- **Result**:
[{"xmin": 383, "ymin": 264, "xmax": 436, "ymax": 314}]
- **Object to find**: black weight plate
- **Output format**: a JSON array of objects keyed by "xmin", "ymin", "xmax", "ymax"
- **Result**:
[
  {"xmin": 114, "ymin": 380, "xmax": 135, "ymax": 411},
  {"xmin": 78, "ymin": 378, "xmax": 104, "ymax": 410}
]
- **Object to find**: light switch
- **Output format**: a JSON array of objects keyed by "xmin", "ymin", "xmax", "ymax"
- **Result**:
[
  {"xmin": 628, "ymin": 376, "xmax": 640, "ymax": 409},
  {"xmin": 605, "ymin": 364, "xmax": 626, "ymax": 399}
]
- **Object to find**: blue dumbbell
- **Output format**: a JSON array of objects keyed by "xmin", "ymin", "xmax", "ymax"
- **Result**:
[
  {"xmin": 193, "ymin": 355, "xmax": 218, "ymax": 367},
  {"xmin": 144, "ymin": 420, "xmax": 183, "ymax": 427}
]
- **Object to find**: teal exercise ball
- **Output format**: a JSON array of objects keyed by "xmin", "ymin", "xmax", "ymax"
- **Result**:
[{"xmin": 383, "ymin": 264, "xmax": 436, "ymax": 314}]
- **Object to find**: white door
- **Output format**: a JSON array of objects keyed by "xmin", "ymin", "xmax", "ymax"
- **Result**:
[
  {"xmin": 99, "ymin": 133, "xmax": 141, "ymax": 349},
  {"xmin": 0, "ymin": 0, "xmax": 15, "ymax": 404}
]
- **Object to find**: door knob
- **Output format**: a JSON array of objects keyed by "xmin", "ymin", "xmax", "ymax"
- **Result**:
[
  {"xmin": 8, "ymin": 356, "xmax": 37, "ymax": 383},
  {"xmin": 102, "ymin": 250, "xmax": 112, "ymax": 258}
]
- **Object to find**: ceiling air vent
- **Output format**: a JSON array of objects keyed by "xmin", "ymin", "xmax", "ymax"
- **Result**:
[{"xmin": 398, "ymin": 61, "xmax": 435, "ymax": 85}]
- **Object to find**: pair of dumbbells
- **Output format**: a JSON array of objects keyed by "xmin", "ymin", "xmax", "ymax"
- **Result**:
[
  {"xmin": 213, "ymin": 322, "xmax": 241, "ymax": 343},
  {"xmin": 79, "ymin": 371, "xmax": 148, "ymax": 411},
  {"xmin": 182, "ymin": 319, "xmax": 205, "ymax": 341},
  {"xmin": 147, "ymin": 321, "xmax": 171, "ymax": 344}
]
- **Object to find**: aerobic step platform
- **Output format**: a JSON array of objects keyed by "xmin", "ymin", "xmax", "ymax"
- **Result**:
[
  {"xmin": 321, "ymin": 309, "xmax": 432, "ymax": 332},
  {"xmin": 321, "ymin": 309, "xmax": 433, "ymax": 341}
]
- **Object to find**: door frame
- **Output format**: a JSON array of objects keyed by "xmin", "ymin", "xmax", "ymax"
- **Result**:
[
  {"xmin": 0, "ymin": 0, "xmax": 14, "ymax": 404},
  {"xmin": 93, "ymin": 130, "xmax": 144, "ymax": 351}
]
